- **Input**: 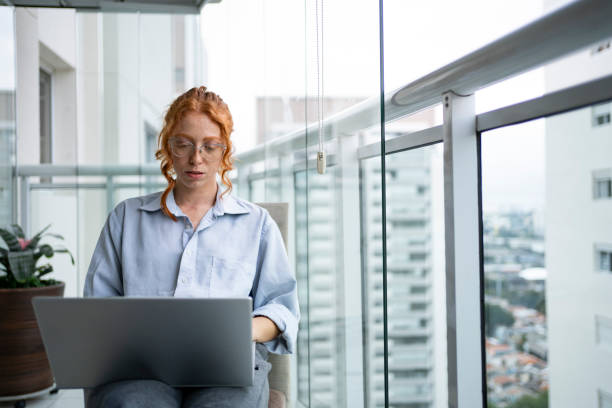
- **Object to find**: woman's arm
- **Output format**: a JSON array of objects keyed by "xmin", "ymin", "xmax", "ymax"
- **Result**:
[
  {"xmin": 83, "ymin": 203, "xmax": 125, "ymax": 297},
  {"xmin": 252, "ymin": 316, "xmax": 280, "ymax": 343},
  {"xmin": 250, "ymin": 212, "xmax": 300, "ymax": 354}
]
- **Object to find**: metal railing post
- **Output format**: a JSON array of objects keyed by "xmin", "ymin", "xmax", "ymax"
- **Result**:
[
  {"xmin": 106, "ymin": 176, "xmax": 114, "ymax": 214},
  {"xmin": 20, "ymin": 176, "xmax": 30, "ymax": 235},
  {"xmin": 442, "ymin": 91, "xmax": 483, "ymax": 408}
]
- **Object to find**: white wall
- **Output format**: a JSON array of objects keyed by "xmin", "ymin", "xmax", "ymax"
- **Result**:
[
  {"xmin": 15, "ymin": 7, "xmax": 79, "ymax": 294},
  {"xmin": 545, "ymin": 44, "xmax": 612, "ymax": 407},
  {"xmin": 16, "ymin": 7, "xmax": 40, "ymax": 166}
]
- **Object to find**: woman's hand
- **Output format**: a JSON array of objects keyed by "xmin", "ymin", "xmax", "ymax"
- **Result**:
[{"xmin": 252, "ymin": 316, "xmax": 281, "ymax": 343}]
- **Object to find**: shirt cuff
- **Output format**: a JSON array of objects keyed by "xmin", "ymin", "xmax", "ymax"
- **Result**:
[{"xmin": 252, "ymin": 303, "xmax": 297, "ymax": 354}]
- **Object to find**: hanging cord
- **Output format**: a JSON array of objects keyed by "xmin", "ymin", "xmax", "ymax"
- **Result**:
[{"xmin": 315, "ymin": 0, "xmax": 326, "ymax": 174}]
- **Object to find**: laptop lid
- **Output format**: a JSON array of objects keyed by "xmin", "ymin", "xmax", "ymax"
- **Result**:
[{"xmin": 32, "ymin": 297, "xmax": 253, "ymax": 388}]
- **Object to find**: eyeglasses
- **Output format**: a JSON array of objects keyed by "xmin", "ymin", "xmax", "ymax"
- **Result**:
[{"xmin": 169, "ymin": 137, "xmax": 227, "ymax": 159}]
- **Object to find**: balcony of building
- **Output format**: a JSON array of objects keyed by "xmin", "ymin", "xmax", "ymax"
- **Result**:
[{"xmin": 1, "ymin": 0, "xmax": 612, "ymax": 408}]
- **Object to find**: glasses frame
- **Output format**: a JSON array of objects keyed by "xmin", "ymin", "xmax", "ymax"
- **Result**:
[{"xmin": 169, "ymin": 137, "xmax": 227, "ymax": 159}]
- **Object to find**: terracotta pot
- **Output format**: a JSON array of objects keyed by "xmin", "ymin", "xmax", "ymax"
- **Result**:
[{"xmin": 0, "ymin": 283, "xmax": 65, "ymax": 397}]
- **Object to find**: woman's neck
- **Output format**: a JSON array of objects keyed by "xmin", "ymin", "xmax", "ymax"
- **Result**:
[{"xmin": 173, "ymin": 182, "xmax": 218, "ymax": 211}]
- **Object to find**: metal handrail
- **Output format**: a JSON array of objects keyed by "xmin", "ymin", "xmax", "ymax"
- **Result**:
[
  {"xmin": 16, "ymin": 164, "xmax": 166, "ymax": 234},
  {"xmin": 234, "ymin": 0, "xmax": 612, "ymax": 166},
  {"xmin": 16, "ymin": 164, "xmax": 162, "ymax": 176},
  {"xmin": 14, "ymin": 0, "xmax": 612, "ymax": 234}
]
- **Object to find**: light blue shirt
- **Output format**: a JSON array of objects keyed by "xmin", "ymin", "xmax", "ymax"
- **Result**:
[{"xmin": 83, "ymin": 188, "xmax": 299, "ymax": 354}]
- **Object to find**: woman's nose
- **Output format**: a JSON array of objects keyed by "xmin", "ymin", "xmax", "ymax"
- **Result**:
[{"xmin": 189, "ymin": 148, "xmax": 204, "ymax": 163}]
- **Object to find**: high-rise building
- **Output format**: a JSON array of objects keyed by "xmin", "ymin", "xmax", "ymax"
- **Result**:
[
  {"xmin": 545, "ymin": 37, "xmax": 612, "ymax": 407},
  {"xmin": 362, "ymin": 143, "xmax": 445, "ymax": 408},
  {"xmin": 264, "ymin": 96, "xmax": 444, "ymax": 407}
]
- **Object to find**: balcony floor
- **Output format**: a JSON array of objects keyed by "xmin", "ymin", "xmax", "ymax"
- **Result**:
[{"xmin": 0, "ymin": 389, "xmax": 83, "ymax": 408}]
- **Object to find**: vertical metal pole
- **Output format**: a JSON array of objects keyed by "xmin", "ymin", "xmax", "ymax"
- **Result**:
[
  {"xmin": 336, "ymin": 129, "xmax": 365, "ymax": 408},
  {"xmin": 377, "ymin": 0, "xmax": 389, "ymax": 406},
  {"xmin": 106, "ymin": 175, "xmax": 114, "ymax": 215},
  {"xmin": 12, "ymin": 166, "xmax": 19, "ymax": 225},
  {"xmin": 20, "ymin": 176, "xmax": 29, "ymax": 235},
  {"xmin": 442, "ymin": 91, "xmax": 484, "ymax": 408}
]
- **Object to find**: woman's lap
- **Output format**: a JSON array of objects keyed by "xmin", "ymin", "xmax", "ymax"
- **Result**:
[{"xmin": 85, "ymin": 345, "xmax": 271, "ymax": 408}]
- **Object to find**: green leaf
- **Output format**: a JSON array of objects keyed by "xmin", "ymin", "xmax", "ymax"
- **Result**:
[
  {"xmin": 7, "ymin": 250, "xmax": 35, "ymax": 282},
  {"xmin": 34, "ymin": 244, "xmax": 54, "ymax": 262},
  {"xmin": 11, "ymin": 224, "xmax": 25, "ymax": 239},
  {"xmin": 0, "ymin": 227, "xmax": 21, "ymax": 251},
  {"xmin": 0, "ymin": 256, "xmax": 9, "ymax": 271},
  {"xmin": 53, "ymin": 246, "xmax": 75, "ymax": 265},
  {"xmin": 25, "ymin": 224, "xmax": 52, "ymax": 250},
  {"xmin": 36, "ymin": 263, "xmax": 54, "ymax": 278},
  {"xmin": 43, "ymin": 233, "xmax": 65, "ymax": 240}
]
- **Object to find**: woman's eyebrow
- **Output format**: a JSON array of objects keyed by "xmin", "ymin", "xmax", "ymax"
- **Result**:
[
  {"xmin": 172, "ymin": 133, "xmax": 195, "ymax": 141},
  {"xmin": 173, "ymin": 132, "xmax": 221, "ymax": 142}
]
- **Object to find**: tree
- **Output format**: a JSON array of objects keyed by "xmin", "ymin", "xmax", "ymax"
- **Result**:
[
  {"xmin": 485, "ymin": 303, "xmax": 515, "ymax": 337},
  {"xmin": 506, "ymin": 390, "xmax": 548, "ymax": 408}
]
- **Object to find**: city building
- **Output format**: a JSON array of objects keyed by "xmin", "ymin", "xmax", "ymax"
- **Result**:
[{"xmin": 544, "ymin": 22, "xmax": 612, "ymax": 407}]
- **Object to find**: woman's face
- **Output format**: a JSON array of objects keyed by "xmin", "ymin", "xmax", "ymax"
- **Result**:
[{"xmin": 170, "ymin": 111, "xmax": 225, "ymax": 193}]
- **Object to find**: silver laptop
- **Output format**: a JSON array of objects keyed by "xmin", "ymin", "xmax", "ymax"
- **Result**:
[{"xmin": 32, "ymin": 297, "xmax": 254, "ymax": 389}]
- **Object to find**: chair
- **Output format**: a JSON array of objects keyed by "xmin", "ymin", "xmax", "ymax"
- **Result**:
[{"xmin": 256, "ymin": 203, "xmax": 291, "ymax": 408}]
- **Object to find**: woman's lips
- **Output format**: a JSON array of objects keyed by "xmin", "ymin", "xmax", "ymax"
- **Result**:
[{"xmin": 186, "ymin": 171, "xmax": 204, "ymax": 179}]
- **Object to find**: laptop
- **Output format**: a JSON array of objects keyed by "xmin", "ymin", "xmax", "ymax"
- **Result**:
[{"xmin": 32, "ymin": 297, "xmax": 254, "ymax": 389}]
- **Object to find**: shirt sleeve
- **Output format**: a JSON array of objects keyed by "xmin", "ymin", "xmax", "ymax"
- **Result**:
[
  {"xmin": 251, "ymin": 211, "xmax": 300, "ymax": 354},
  {"xmin": 83, "ymin": 203, "xmax": 125, "ymax": 297}
]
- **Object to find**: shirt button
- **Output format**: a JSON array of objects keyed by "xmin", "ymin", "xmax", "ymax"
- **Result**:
[
  {"xmin": 186, "ymin": 250, "xmax": 192, "ymax": 256},
  {"xmin": 181, "ymin": 277, "xmax": 190, "ymax": 284}
]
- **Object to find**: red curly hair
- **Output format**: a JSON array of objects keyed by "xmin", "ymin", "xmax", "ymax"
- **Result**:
[{"xmin": 155, "ymin": 86, "xmax": 234, "ymax": 221}]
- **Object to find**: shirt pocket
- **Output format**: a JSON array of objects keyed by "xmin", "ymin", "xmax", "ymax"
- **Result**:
[{"xmin": 210, "ymin": 257, "xmax": 255, "ymax": 298}]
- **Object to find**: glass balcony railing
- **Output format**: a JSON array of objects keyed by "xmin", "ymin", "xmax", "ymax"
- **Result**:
[{"xmin": 2, "ymin": 1, "xmax": 612, "ymax": 407}]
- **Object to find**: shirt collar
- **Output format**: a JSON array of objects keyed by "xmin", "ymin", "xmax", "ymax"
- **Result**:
[{"xmin": 138, "ymin": 186, "xmax": 250, "ymax": 217}]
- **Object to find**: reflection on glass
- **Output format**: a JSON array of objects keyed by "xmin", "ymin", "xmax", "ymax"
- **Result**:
[
  {"xmin": 71, "ymin": 10, "xmax": 201, "ymax": 293},
  {"xmin": 362, "ymin": 144, "xmax": 446, "ymax": 408},
  {"xmin": 299, "ymin": 167, "xmax": 343, "ymax": 407},
  {"xmin": 250, "ymin": 178, "xmax": 266, "ymax": 203},
  {"xmin": 482, "ymin": 119, "xmax": 548, "ymax": 408},
  {"xmin": 295, "ymin": 170, "xmax": 310, "ymax": 406},
  {"xmin": 482, "ymin": 101, "xmax": 612, "ymax": 407}
]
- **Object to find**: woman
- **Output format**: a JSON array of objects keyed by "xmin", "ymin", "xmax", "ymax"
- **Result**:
[{"xmin": 83, "ymin": 86, "xmax": 299, "ymax": 408}]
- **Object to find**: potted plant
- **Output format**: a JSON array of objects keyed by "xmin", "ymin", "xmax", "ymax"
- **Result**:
[{"xmin": 0, "ymin": 224, "xmax": 74, "ymax": 399}]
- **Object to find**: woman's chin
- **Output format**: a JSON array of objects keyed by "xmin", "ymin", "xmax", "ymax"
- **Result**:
[{"xmin": 177, "ymin": 176, "xmax": 213, "ymax": 190}]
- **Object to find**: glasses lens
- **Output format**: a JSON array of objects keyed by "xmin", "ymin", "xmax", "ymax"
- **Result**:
[
  {"xmin": 170, "ymin": 139, "xmax": 193, "ymax": 157},
  {"xmin": 202, "ymin": 144, "xmax": 225, "ymax": 158},
  {"xmin": 170, "ymin": 139, "xmax": 226, "ymax": 158}
]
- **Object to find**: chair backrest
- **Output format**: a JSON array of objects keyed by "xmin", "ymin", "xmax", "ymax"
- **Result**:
[{"xmin": 256, "ymin": 203, "xmax": 291, "ymax": 405}]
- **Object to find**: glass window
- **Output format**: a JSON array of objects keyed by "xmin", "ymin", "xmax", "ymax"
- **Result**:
[
  {"xmin": 482, "ymin": 118, "xmax": 548, "ymax": 407},
  {"xmin": 482, "ymin": 101, "xmax": 612, "ymax": 407},
  {"xmin": 593, "ymin": 170, "xmax": 612, "ymax": 199},
  {"xmin": 248, "ymin": 178, "xmax": 269, "ymax": 203},
  {"xmin": 598, "ymin": 249, "xmax": 612, "ymax": 272},
  {"xmin": 597, "ymin": 180, "xmax": 612, "ymax": 198},
  {"xmin": 592, "ymin": 102, "xmax": 612, "ymax": 127},
  {"xmin": 39, "ymin": 68, "xmax": 52, "ymax": 164},
  {"xmin": 362, "ymin": 144, "xmax": 446, "ymax": 408},
  {"xmin": 294, "ymin": 170, "xmax": 310, "ymax": 406}
]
